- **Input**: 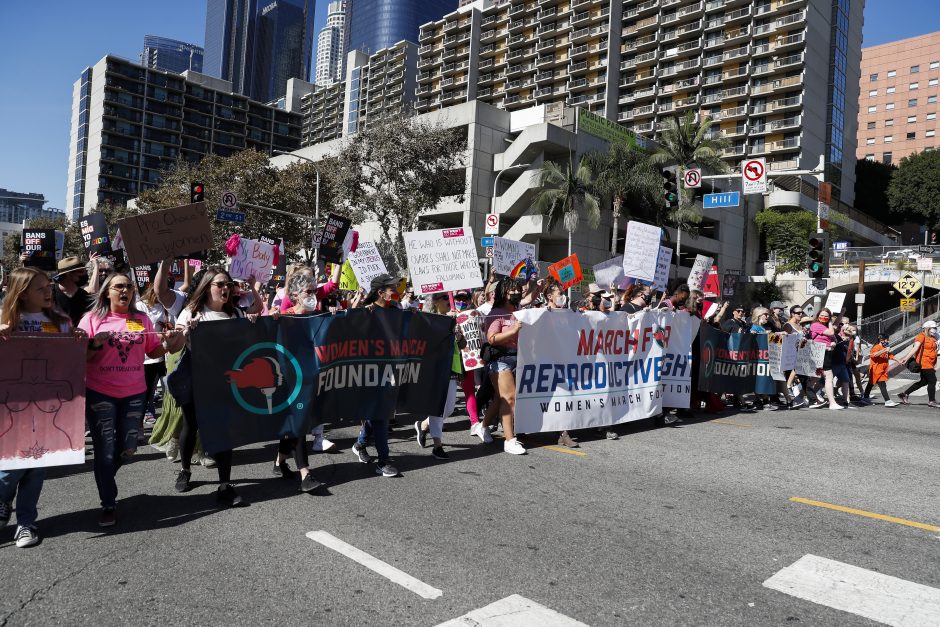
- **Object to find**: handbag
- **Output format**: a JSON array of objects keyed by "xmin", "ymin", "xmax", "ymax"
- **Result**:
[
  {"xmin": 165, "ymin": 348, "xmax": 194, "ymax": 405},
  {"xmin": 906, "ymin": 338, "xmax": 926, "ymax": 374},
  {"xmin": 480, "ymin": 343, "xmax": 505, "ymax": 363}
]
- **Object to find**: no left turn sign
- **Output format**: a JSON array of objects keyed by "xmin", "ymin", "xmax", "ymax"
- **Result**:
[
  {"xmin": 485, "ymin": 213, "xmax": 500, "ymax": 235},
  {"xmin": 683, "ymin": 168, "xmax": 701, "ymax": 189},
  {"xmin": 222, "ymin": 191, "xmax": 238, "ymax": 209},
  {"xmin": 741, "ymin": 158, "xmax": 767, "ymax": 194}
]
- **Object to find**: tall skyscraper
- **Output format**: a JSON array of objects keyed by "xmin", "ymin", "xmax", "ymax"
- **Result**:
[
  {"xmin": 346, "ymin": 0, "xmax": 457, "ymax": 55},
  {"xmin": 204, "ymin": 0, "xmax": 315, "ymax": 102},
  {"xmin": 315, "ymin": 1, "xmax": 347, "ymax": 86},
  {"xmin": 142, "ymin": 35, "xmax": 204, "ymax": 74}
]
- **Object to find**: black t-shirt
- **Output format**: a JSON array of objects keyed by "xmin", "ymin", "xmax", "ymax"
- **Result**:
[
  {"xmin": 55, "ymin": 287, "xmax": 92, "ymax": 327},
  {"xmin": 721, "ymin": 317, "xmax": 748, "ymax": 334},
  {"xmin": 620, "ymin": 302, "xmax": 644, "ymax": 314}
]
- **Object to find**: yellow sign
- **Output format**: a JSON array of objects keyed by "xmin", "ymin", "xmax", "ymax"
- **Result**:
[
  {"xmin": 900, "ymin": 298, "xmax": 917, "ymax": 313},
  {"xmin": 339, "ymin": 261, "xmax": 358, "ymax": 291},
  {"xmin": 893, "ymin": 273, "xmax": 922, "ymax": 298}
]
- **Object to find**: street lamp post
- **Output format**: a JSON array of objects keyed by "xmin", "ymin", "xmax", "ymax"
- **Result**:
[
  {"xmin": 488, "ymin": 163, "xmax": 531, "ymax": 279},
  {"xmin": 274, "ymin": 150, "xmax": 320, "ymax": 258}
]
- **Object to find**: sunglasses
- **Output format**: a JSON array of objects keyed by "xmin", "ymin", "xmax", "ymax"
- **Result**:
[
  {"xmin": 109, "ymin": 284, "xmax": 133, "ymax": 291},
  {"xmin": 212, "ymin": 281, "xmax": 235, "ymax": 289},
  {"xmin": 792, "ymin": 310, "xmax": 803, "ymax": 315}
]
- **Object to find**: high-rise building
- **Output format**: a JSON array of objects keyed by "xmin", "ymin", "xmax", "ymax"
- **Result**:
[
  {"xmin": 315, "ymin": 1, "xmax": 347, "ymax": 86},
  {"xmin": 346, "ymin": 0, "xmax": 457, "ymax": 55},
  {"xmin": 0, "ymin": 189, "xmax": 66, "ymax": 223},
  {"xmin": 414, "ymin": 0, "xmax": 862, "ymax": 205},
  {"xmin": 66, "ymin": 55, "xmax": 302, "ymax": 219},
  {"xmin": 857, "ymin": 31, "xmax": 940, "ymax": 166},
  {"xmin": 204, "ymin": 0, "xmax": 316, "ymax": 102},
  {"xmin": 142, "ymin": 35, "xmax": 205, "ymax": 74}
]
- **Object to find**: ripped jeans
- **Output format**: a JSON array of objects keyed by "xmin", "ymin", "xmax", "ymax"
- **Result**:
[{"xmin": 86, "ymin": 389, "xmax": 145, "ymax": 508}]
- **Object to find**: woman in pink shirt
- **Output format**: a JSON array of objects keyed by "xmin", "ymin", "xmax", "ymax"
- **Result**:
[
  {"xmin": 79, "ymin": 273, "xmax": 174, "ymax": 527},
  {"xmin": 484, "ymin": 278, "xmax": 526, "ymax": 455},
  {"xmin": 807, "ymin": 307, "xmax": 842, "ymax": 410}
]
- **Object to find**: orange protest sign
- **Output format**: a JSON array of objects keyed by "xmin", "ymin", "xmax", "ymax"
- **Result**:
[{"xmin": 548, "ymin": 254, "xmax": 583, "ymax": 290}]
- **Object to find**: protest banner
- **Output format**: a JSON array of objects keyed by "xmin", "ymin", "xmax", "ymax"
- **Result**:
[
  {"xmin": 0, "ymin": 337, "xmax": 86, "ymax": 470},
  {"xmin": 514, "ymin": 308, "xmax": 686, "ymax": 432},
  {"xmin": 703, "ymin": 265, "xmax": 720, "ymax": 298},
  {"xmin": 795, "ymin": 341, "xmax": 825, "ymax": 377},
  {"xmin": 79, "ymin": 213, "xmax": 112, "ymax": 256},
  {"xmin": 622, "ymin": 221, "xmax": 661, "ymax": 281},
  {"xmin": 722, "ymin": 270, "xmax": 741, "ymax": 297},
  {"xmin": 404, "ymin": 227, "xmax": 483, "ymax": 295},
  {"xmin": 661, "ymin": 310, "xmax": 697, "ymax": 408},
  {"xmin": 653, "ymin": 246, "xmax": 673, "ymax": 291},
  {"xmin": 824, "ymin": 292, "xmax": 847, "ymax": 314},
  {"xmin": 339, "ymin": 261, "xmax": 359, "ymax": 291},
  {"xmin": 781, "ymin": 334, "xmax": 799, "ymax": 371},
  {"xmin": 687, "ymin": 255, "xmax": 714, "ymax": 292},
  {"xmin": 348, "ymin": 240, "xmax": 388, "ymax": 287},
  {"xmin": 768, "ymin": 336, "xmax": 785, "ymax": 381},
  {"xmin": 492, "ymin": 237, "xmax": 536, "ymax": 277},
  {"xmin": 117, "ymin": 202, "xmax": 213, "ymax": 266},
  {"xmin": 317, "ymin": 213, "xmax": 352, "ymax": 263},
  {"xmin": 132, "ymin": 264, "xmax": 157, "ymax": 289},
  {"xmin": 592, "ymin": 256, "xmax": 625, "ymax": 290},
  {"xmin": 21, "ymin": 229, "xmax": 57, "ymax": 271},
  {"xmin": 698, "ymin": 325, "xmax": 774, "ymax": 395},
  {"xmin": 456, "ymin": 310, "xmax": 485, "ymax": 370},
  {"xmin": 548, "ymin": 254, "xmax": 583, "ymax": 290},
  {"xmin": 229, "ymin": 237, "xmax": 275, "ymax": 283},
  {"xmin": 191, "ymin": 310, "xmax": 454, "ymax": 454}
]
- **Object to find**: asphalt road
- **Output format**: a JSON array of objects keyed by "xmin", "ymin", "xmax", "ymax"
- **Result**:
[{"xmin": 2, "ymin": 399, "xmax": 939, "ymax": 626}]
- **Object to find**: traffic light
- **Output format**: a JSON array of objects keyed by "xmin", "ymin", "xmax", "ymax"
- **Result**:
[
  {"xmin": 661, "ymin": 167, "xmax": 678, "ymax": 207},
  {"xmin": 807, "ymin": 232, "xmax": 829, "ymax": 279},
  {"xmin": 190, "ymin": 181, "xmax": 205, "ymax": 204}
]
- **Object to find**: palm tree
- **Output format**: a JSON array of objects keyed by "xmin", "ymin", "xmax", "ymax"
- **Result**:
[
  {"xmin": 649, "ymin": 111, "xmax": 730, "ymax": 274},
  {"xmin": 531, "ymin": 160, "xmax": 600, "ymax": 259},
  {"xmin": 584, "ymin": 140, "xmax": 661, "ymax": 255}
]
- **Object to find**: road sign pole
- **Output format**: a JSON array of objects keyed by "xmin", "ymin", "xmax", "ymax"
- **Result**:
[
  {"xmin": 922, "ymin": 270, "xmax": 927, "ymax": 321},
  {"xmin": 857, "ymin": 260, "xmax": 865, "ymax": 324}
]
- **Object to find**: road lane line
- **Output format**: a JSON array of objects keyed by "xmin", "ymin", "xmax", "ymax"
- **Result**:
[
  {"xmin": 542, "ymin": 445, "xmax": 587, "ymax": 457},
  {"xmin": 710, "ymin": 419, "xmax": 753, "ymax": 427},
  {"xmin": 435, "ymin": 594, "xmax": 588, "ymax": 626},
  {"xmin": 790, "ymin": 497, "xmax": 940, "ymax": 532},
  {"xmin": 763, "ymin": 554, "xmax": 940, "ymax": 626},
  {"xmin": 305, "ymin": 530, "xmax": 442, "ymax": 599}
]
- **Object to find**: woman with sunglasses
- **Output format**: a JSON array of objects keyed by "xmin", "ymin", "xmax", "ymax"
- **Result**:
[
  {"xmin": 170, "ymin": 268, "xmax": 256, "ymax": 505},
  {"xmin": 79, "ymin": 273, "xmax": 175, "ymax": 527}
]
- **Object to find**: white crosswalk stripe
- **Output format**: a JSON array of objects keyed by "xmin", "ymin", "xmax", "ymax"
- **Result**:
[{"xmin": 436, "ymin": 595, "xmax": 588, "ymax": 627}]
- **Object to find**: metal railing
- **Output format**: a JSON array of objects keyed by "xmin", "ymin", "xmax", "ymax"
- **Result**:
[{"xmin": 857, "ymin": 292, "xmax": 940, "ymax": 344}]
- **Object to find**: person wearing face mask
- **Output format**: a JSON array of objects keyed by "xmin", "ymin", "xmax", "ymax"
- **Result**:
[
  {"xmin": 484, "ymin": 277, "xmax": 526, "ymax": 455},
  {"xmin": 541, "ymin": 281, "xmax": 579, "ymax": 447},
  {"xmin": 898, "ymin": 320, "xmax": 940, "ymax": 407},
  {"xmin": 452, "ymin": 290, "xmax": 484, "ymax": 439},
  {"xmin": 620, "ymin": 284, "xmax": 652, "ymax": 313},
  {"xmin": 808, "ymin": 308, "xmax": 842, "ymax": 410},
  {"xmin": 864, "ymin": 333, "xmax": 900, "ymax": 407},
  {"xmin": 53, "ymin": 256, "xmax": 93, "ymax": 327}
]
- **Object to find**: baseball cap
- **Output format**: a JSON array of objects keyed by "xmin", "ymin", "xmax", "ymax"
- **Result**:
[
  {"xmin": 770, "ymin": 301, "xmax": 786, "ymax": 310},
  {"xmin": 924, "ymin": 320, "xmax": 938, "ymax": 329}
]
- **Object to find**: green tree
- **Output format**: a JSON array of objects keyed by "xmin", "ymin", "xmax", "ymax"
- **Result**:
[
  {"xmin": 854, "ymin": 158, "xmax": 899, "ymax": 224},
  {"xmin": 754, "ymin": 209, "xmax": 820, "ymax": 274},
  {"xmin": 583, "ymin": 140, "xmax": 660, "ymax": 255},
  {"xmin": 886, "ymin": 149, "xmax": 940, "ymax": 229},
  {"xmin": 531, "ymin": 160, "xmax": 600, "ymax": 261}
]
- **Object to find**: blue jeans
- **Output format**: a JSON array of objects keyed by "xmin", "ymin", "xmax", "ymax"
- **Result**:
[
  {"xmin": 86, "ymin": 389, "xmax": 146, "ymax": 508},
  {"xmin": 0, "ymin": 468, "xmax": 46, "ymax": 527},
  {"xmin": 356, "ymin": 419, "xmax": 390, "ymax": 464}
]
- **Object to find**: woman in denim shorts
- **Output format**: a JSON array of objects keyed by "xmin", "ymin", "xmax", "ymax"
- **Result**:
[{"xmin": 484, "ymin": 278, "xmax": 526, "ymax": 455}]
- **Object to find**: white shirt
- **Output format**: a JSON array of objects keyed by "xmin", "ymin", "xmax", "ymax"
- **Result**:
[
  {"xmin": 17, "ymin": 311, "xmax": 71, "ymax": 334},
  {"xmin": 177, "ymin": 306, "xmax": 243, "ymax": 348},
  {"xmin": 137, "ymin": 290, "xmax": 185, "ymax": 364}
]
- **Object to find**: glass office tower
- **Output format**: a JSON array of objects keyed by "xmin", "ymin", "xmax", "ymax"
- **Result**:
[
  {"xmin": 346, "ymin": 0, "xmax": 456, "ymax": 54},
  {"xmin": 142, "ymin": 35, "xmax": 204, "ymax": 74}
]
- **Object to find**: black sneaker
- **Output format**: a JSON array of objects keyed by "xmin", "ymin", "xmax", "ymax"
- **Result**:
[
  {"xmin": 98, "ymin": 508, "xmax": 116, "ymax": 528},
  {"xmin": 431, "ymin": 446, "xmax": 449, "ymax": 460},
  {"xmin": 351, "ymin": 442, "xmax": 373, "ymax": 464},
  {"xmin": 273, "ymin": 461, "xmax": 294, "ymax": 479},
  {"xmin": 414, "ymin": 421, "xmax": 427, "ymax": 448},
  {"xmin": 300, "ymin": 473, "xmax": 324, "ymax": 493},
  {"xmin": 217, "ymin": 483, "xmax": 245, "ymax": 507},
  {"xmin": 174, "ymin": 469, "xmax": 192, "ymax": 493},
  {"xmin": 0, "ymin": 501, "xmax": 11, "ymax": 528},
  {"xmin": 375, "ymin": 462, "xmax": 399, "ymax": 477}
]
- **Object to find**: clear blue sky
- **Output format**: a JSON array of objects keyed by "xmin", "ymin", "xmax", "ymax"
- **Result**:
[{"xmin": 0, "ymin": 1, "xmax": 936, "ymax": 212}]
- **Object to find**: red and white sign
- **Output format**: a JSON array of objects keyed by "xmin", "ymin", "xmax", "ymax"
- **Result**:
[
  {"xmin": 403, "ymin": 226, "xmax": 483, "ymax": 295},
  {"xmin": 741, "ymin": 158, "xmax": 767, "ymax": 194},
  {"xmin": 683, "ymin": 168, "xmax": 702, "ymax": 189},
  {"xmin": 485, "ymin": 213, "xmax": 500, "ymax": 235}
]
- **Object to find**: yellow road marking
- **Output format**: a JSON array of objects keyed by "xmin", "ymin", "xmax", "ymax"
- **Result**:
[
  {"xmin": 542, "ymin": 445, "xmax": 587, "ymax": 457},
  {"xmin": 710, "ymin": 419, "xmax": 753, "ymax": 427},
  {"xmin": 790, "ymin": 497, "xmax": 940, "ymax": 532}
]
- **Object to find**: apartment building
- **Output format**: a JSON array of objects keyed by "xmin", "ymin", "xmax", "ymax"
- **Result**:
[
  {"xmin": 302, "ymin": 81, "xmax": 347, "ymax": 144},
  {"xmin": 66, "ymin": 55, "xmax": 302, "ymax": 220},
  {"xmin": 413, "ymin": 0, "xmax": 862, "ymax": 205},
  {"xmin": 857, "ymin": 31, "xmax": 940, "ymax": 165}
]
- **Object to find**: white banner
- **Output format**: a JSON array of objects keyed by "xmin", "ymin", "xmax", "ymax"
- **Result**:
[
  {"xmin": 229, "ymin": 238, "xmax": 274, "ymax": 283},
  {"xmin": 403, "ymin": 227, "xmax": 484, "ymax": 295},
  {"xmin": 492, "ymin": 236, "xmax": 536, "ymax": 277},
  {"xmin": 795, "ymin": 341, "xmax": 826, "ymax": 377},
  {"xmin": 687, "ymin": 254, "xmax": 713, "ymax": 292},
  {"xmin": 513, "ymin": 308, "xmax": 693, "ymax": 432},
  {"xmin": 622, "ymin": 221, "xmax": 661, "ymax": 282},
  {"xmin": 347, "ymin": 240, "xmax": 388, "ymax": 288},
  {"xmin": 661, "ymin": 310, "xmax": 698, "ymax": 408}
]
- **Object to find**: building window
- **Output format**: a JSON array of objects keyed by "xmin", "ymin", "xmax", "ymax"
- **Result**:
[
  {"xmin": 886, "ymin": 102, "xmax": 895, "ymax": 110},
  {"xmin": 869, "ymin": 89, "xmax": 878, "ymax": 97},
  {"xmin": 909, "ymin": 99, "xmax": 918, "ymax": 106},
  {"xmin": 883, "ymin": 152, "xmax": 893, "ymax": 163},
  {"xmin": 929, "ymin": 112, "xmax": 937, "ymax": 120},
  {"xmin": 907, "ymin": 132, "xmax": 916, "ymax": 139},
  {"xmin": 887, "ymin": 86, "xmax": 896, "ymax": 94},
  {"xmin": 908, "ymin": 115, "xmax": 917, "ymax": 123},
  {"xmin": 867, "ymin": 121, "xmax": 876, "ymax": 129},
  {"xmin": 932, "ymin": 61, "xmax": 940, "ymax": 70},
  {"xmin": 865, "ymin": 154, "xmax": 875, "ymax": 160},
  {"xmin": 927, "ymin": 130, "xmax": 936, "ymax": 138},
  {"xmin": 870, "ymin": 73, "xmax": 878, "ymax": 81},
  {"xmin": 888, "ymin": 69, "xmax": 897, "ymax": 78},
  {"xmin": 930, "ymin": 79, "xmax": 939, "ymax": 86},
  {"xmin": 866, "ymin": 137, "xmax": 875, "ymax": 145},
  {"xmin": 886, "ymin": 119, "xmax": 894, "ymax": 126},
  {"xmin": 912, "ymin": 65, "xmax": 921, "ymax": 74},
  {"xmin": 868, "ymin": 105, "xmax": 877, "ymax": 113},
  {"xmin": 910, "ymin": 82, "xmax": 919, "ymax": 90},
  {"xmin": 926, "ymin": 147, "xmax": 935, "ymax": 152}
]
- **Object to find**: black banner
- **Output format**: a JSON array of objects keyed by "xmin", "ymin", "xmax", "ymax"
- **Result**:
[
  {"xmin": 698, "ymin": 325, "xmax": 775, "ymax": 395},
  {"xmin": 79, "ymin": 213, "xmax": 112, "ymax": 256},
  {"xmin": 22, "ymin": 229, "xmax": 57, "ymax": 271},
  {"xmin": 317, "ymin": 213, "xmax": 351, "ymax": 263},
  {"xmin": 190, "ymin": 309, "xmax": 455, "ymax": 454}
]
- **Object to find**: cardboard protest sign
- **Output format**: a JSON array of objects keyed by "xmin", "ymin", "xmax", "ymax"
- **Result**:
[
  {"xmin": 456, "ymin": 310, "xmax": 485, "ymax": 370},
  {"xmin": 687, "ymin": 255, "xmax": 714, "ymax": 292},
  {"xmin": 622, "ymin": 221, "xmax": 661, "ymax": 281},
  {"xmin": 117, "ymin": 202, "xmax": 213, "ymax": 267},
  {"xmin": 704, "ymin": 265, "xmax": 720, "ymax": 298},
  {"xmin": 795, "ymin": 341, "xmax": 825, "ymax": 377},
  {"xmin": 824, "ymin": 292, "xmax": 847, "ymax": 314},
  {"xmin": 229, "ymin": 237, "xmax": 275, "ymax": 283},
  {"xmin": 492, "ymin": 237, "xmax": 536, "ymax": 278},
  {"xmin": 317, "ymin": 213, "xmax": 352, "ymax": 263},
  {"xmin": 548, "ymin": 254, "xmax": 583, "ymax": 290},
  {"xmin": 0, "ymin": 337, "xmax": 86, "ymax": 470},
  {"xmin": 593, "ymin": 256, "xmax": 625, "ymax": 289},
  {"xmin": 653, "ymin": 247, "xmax": 673, "ymax": 291},
  {"xmin": 21, "ymin": 229, "xmax": 57, "ymax": 271},
  {"xmin": 347, "ymin": 240, "xmax": 388, "ymax": 288},
  {"xmin": 339, "ymin": 261, "xmax": 359, "ymax": 291},
  {"xmin": 79, "ymin": 213, "xmax": 112, "ymax": 256},
  {"xmin": 404, "ymin": 227, "xmax": 484, "ymax": 295}
]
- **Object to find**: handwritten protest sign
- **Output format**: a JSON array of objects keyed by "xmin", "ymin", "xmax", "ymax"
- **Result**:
[
  {"xmin": 687, "ymin": 255, "xmax": 714, "ymax": 292},
  {"xmin": 653, "ymin": 246, "xmax": 673, "ymax": 291},
  {"xmin": 457, "ymin": 311, "xmax": 484, "ymax": 370},
  {"xmin": 317, "ymin": 213, "xmax": 352, "ymax": 263},
  {"xmin": 79, "ymin": 213, "xmax": 112, "ymax": 256},
  {"xmin": 795, "ymin": 341, "xmax": 825, "ymax": 377},
  {"xmin": 593, "ymin": 256, "xmax": 625, "ymax": 289},
  {"xmin": 229, "ymin": 238, "xmax": 274, "ymax": 283},
  {"xmin": 548, "ymin": 254, "xmax": 583, "ymax": 290},
  {"xmin": 622, "ymin": 221, "xmax": 661, "ymax": 281},
  {"xmin": 21, "ymin": 229, "xmax": 57, "ymax": 271},
  {"xmin": 348, "ymin": 240, "xmax": 388, "ymax": 287},
  {"xmin": 768, "ymin": 336, "xmax": 786, "ymax": 381},
  {"xmin": 117, "ymin": 202, "xmax": 213, "ymax": 266},
  {"xmin": 492, "ymin": 237, "xmax": 536, "ymax": 277},
  {"xmin": 404, "ymin": 227, "xmax": 484, "ymax": 295},
  {"xmin": 339, "ymin": 261, "xmax": 358, "ymax": 291},
  {"xmin": 824, "ymin": 292, "xmax": 847, "ymax": 314}
]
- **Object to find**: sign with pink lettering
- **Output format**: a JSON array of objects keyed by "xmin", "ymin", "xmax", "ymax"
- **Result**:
[{"xmin": 229, "ymin": 237, "xmax": 275, "ymax": 283}]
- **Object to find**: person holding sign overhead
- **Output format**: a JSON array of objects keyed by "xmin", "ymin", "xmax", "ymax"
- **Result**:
[{"xmin": 79, "ymin": 273, "xmax": 177, "ymax": 527}]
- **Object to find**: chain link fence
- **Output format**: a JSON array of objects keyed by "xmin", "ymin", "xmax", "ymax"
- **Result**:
[{"xmin": 857, "ymin": 291, "xmax": 940, "ymax": 344}]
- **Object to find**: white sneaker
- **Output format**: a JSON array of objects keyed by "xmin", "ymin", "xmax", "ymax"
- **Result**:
[
  {"xmin": 166, "ymin": 438, "xmax": 180, "ymax": 462},
  {"xmin": 884, "ymin": 400, "xmax": 900, "ymax": 407},
  {"xmin": 14, "ymin": 525, "xmax": 39, "ymax": 548},
  {"xmin": 310, "ymin": 434, "xmax": 336, "ymax": 452},
  {"xmin": 503, "ymin": 438, "xmax": 526, "ymax": 455},
  {"xmin": 471, "ymin": 423, "xmax": 493, "ymax": 443},
  {"xmin": 829, "ymin": 404, "xmax": 844, "ymax": 411}
]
